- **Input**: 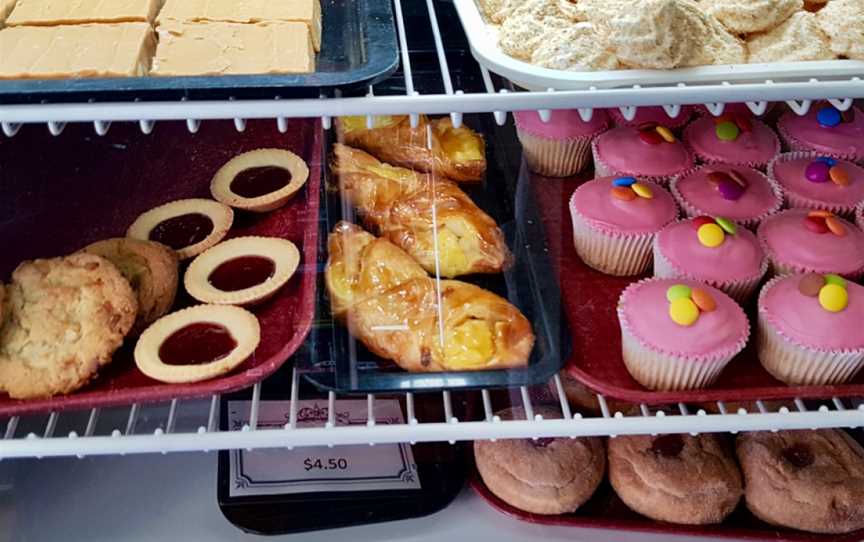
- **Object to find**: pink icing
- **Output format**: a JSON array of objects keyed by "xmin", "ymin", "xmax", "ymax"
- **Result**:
[
  {"xmin": 772, "ymin": 155, "xmax": 864, "ymax": 206},
  {"xmin": 657, "ymin": 220, "xmax": 764, "ymax": 282},
  {"xmin": 779, "ymin": 106, "xmax": 864, "ymax": 157},
  {"xmin": 761, "ymin": 275, "xmax": 864, "ymax": 351},
  {"xmin": 674, "ymin": 165, "xmax": 780, "ymax": 221},
  {"xmin": 619, "ymin": 278, "xmax": 748, "ymax": 358},
  {"xmin": 757, "ymin": 209, "xmax": 864, "ymax": 274},
  {"xmin": 684, "ymin": 117, "xmax": 779, "ymax": 165},
  {"xmin": 595, "ymin": 127, "xmax": 694, "ymax": 177},
  {"xmin": 696, "ymin": 103, "xmax": 772, "ymax": 118},
  {"xmin": 608, "ymin": 106, "xmax": 693, "ymax": 128},
  {"xmin": 570, "ymin": 177, "xmax": 678, "ymax": 234},
  {"xmin": 514, "ymin": 109, "xmax": 609, "ymax": 139}
]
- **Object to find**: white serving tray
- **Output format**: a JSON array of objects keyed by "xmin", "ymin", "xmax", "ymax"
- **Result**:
[{"xmin": 453, "ymin": 0, "xmax": 864, "ymax": 91}]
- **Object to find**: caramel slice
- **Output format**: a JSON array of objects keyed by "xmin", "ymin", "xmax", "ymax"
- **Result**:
[
  {"xmin": 126, "ymin": 199, "xmax": 234, "ymax": 260},
  {"xmin": 210, "ymin": 149, "xmax": 309, "ymax": 213},
  {"xmin": 6, "ymin": 0, "xmax": 162, "ymax": 25}
]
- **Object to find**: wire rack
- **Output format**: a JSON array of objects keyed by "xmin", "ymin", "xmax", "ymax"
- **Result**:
[{"xmin": 1, "ymin": 1, "xmax": 864, "ymax": 458}]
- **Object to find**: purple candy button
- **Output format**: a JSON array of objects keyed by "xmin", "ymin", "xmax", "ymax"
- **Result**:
[
  {"xmin": 805, "ymin": 160, "xmax": 831, "ymax": 183},
  {"xmin": 717, "ymin": 179, "xmax": 745, "ymax": 200}
]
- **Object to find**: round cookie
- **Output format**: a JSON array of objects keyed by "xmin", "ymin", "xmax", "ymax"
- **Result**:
[
  {"xmin": 474, "ymin": 406, "xmax": 605, "ymax": 515},
  {"xmin": 608, "ymin": 433, "xmax": 743, "ymax": 525},
  {"xmin": 737, "ymin": 429, "xmax": 864, "ymax": 534},
  {"xmin": 82, "ymin": 238, "xmax": 179, "ymax": 334},
  {"xmin": 0, "ymin": 254, "xmax": 138, "ymax": 399}
]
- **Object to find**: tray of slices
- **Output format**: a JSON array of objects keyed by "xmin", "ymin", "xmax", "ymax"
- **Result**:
[
  {"xmin": 453, "ymin": 0, "xmax": 864, "ymax": 90},
  {"xmin": 470, "ymin": 402, "xmax": 864, "ymax": 541},
  {"xmin": 0, "ymin": 0, "xmax": 398, "ymax": 102},
  {"xmin": 0, "ymin": 118, "xmax": 321, "ymax": 416},
  {"xmin": 300, "ymin": 114, "xmax": 567, "ymax": 394}
]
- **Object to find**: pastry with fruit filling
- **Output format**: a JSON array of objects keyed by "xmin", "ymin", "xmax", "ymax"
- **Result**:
[
  {"xmin": 126, "ymin": 198, "xmax": 234, "ymax": 260},
  {"xmin": 210, "ymin": 148, "xmax": 309, "ymax": 213}
]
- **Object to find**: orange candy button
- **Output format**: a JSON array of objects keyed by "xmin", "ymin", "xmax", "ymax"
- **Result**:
[
  {"xmin": 826, "ymin": 216, "xmax": 847, "ymax": 237},
  {"xmin": 830, "ymin": 166, "xmax": 850, "ymax": 186},
  {"xmin": 808, "ymin": 210, "xmax": 833, "ymax": 218},
  {"xmin": 611, "ymin": 186, "xmax": 637, "ymax": 201},
  {"xmin": 691, "ymin": 287, "xmax": 716, "ymax": 312}
]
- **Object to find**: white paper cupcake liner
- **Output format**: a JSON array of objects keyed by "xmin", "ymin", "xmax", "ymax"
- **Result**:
[
  {"xmin": 652, "ymin": 232, "xmax": 767, "ymax": 303},
  {"xmin": 757, "ymin": 276, "xmax": 864, "ymax": 386},
  {"xmin": 591, "ymin": 139, "xmax": 693, "ymax": 187},
  {"xmin": 670, "ymin": 166, "xmax": 784, "ymax": 230},
  {"xmin": 683, "ymin": 120, "xmax": 780, "ymax": 171},
  {"xmin": 516, "ymin": 130, "xmax": 595, "ymax": 178},
  {"xmin": 777, "ymin": 111, "xmax": 864, "ymax": 163},
  {"xmin": 767, "ymin": 152, "xmax": 862, "ymax": 219},
  {"xmin": 570, "ymin": 205, "xmax": 655, "ymax": 276}
]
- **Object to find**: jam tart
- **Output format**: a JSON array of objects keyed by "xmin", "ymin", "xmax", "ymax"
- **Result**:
[
  {"xmin": 134, "ymin": 304, "xmax": 260, "ymax": 384},
  {"xmin": 210, "ymin": 148, "xmax": 309, "ymax": 213},
  {"xmin": 126, "ymin": 198, "xmax": 234, "ymax": 260},
  {"xmin": 183, "ymin": 236, "xmax": 300, "ymax": 306}
]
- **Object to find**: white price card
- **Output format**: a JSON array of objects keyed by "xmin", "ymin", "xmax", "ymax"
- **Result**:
[{"xmin": 228, "ymin": 399, "xmax": 421, "ymax": 497}]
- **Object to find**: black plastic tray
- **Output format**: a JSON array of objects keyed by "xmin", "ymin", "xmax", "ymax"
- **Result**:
[
  {"xmin": 301, "ymin": 115, "xmax": 568, "ymax": 394},
  {"xmin": 0, "ymin": 0, "xmax": 399, "ymax": 104}
]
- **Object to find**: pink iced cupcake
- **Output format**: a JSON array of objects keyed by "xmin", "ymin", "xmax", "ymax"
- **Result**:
[
  {"xmin": 857, "ymin": 201, "xmax": 864, "ymax": 231},
  {"xmin": 671, "ymin": 165, "xmax": 783, "ymax": 229},
  {"xmin": 683, "ymin": 116, "xmax": 780, "ymax": 170},
  {"xmin": 777, "ymin": 104, "xmax": 864, "ymax": 162},
  {"xmin": 608, "ymin": 106, "xmax": 693, "ymax": 130},
  {"xmin": 758, "ymin": 273, "xmax": 864, "ymax": 386},
  {"xmin": 592, "ymin": 126, "xmax": 694, "ymax": 185},
  {"xmin": 514, "ymin": 109, "xmax": 609, "ymax": 177},
  {"xmin": 695, "ymin": 103, "xmax": 775, "ymax": 119},
  {"xmin": 757, "ymin": 209, "xmax": 864, "ymax": 279},
  {"xmin": 570, "ymin": 176, "xmax": 678, "ymax": 276},
  {"xmin": 617, "ymin": 278, "xmax": 749, "ymax": 391},
  {"xmin": 768, "ymin": 153, "xmax": 864, "ymax": 219},
  {"xmin": 653, "ymin": 217, "xmax": 768, "ymax": 303}
]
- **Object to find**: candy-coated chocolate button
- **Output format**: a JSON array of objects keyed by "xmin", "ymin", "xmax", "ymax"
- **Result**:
[
  {"xmin": 826, "ymin": 216, "xmax": 847, "ymax": 237},
  {"xmin": 819, "ymin": 283, "xmax": 848, "ymax": 312},
  {"xmin": 824, "ymin": 274, "xmax": 846, "ymax": 287},
  {"xmin": 798, "ymin": 273, "xmax": 826, "ymax": 297},
  {"xmin": 805, "ymin": 161, "xmax": 830, "ymax": 183},
  {"xmin": 613, "ymin": 176, "xmax": 638, "ymax": 187},
  {"xmin": 735, "ymin": 115, "xmax": 753, "ymax": 133},
  {"xmin": 691, "ymin": 287, "xmax": 716, "ymax": 312},
  {"xmin": 611, "ymin": 186, "xmax": 637, "ymax": 201},
  {"xmin": 816, "ymin": 156, "xmax": 838, "ymax": 167},
  {"xmin": 698, "ymin": 223, "xmax": 725, "ymax": 247},
  {"xmin": 817, "ymin": 106, "xmax": 842, "ymax": 128},
  {"xmin": 692, "ymin": 216, "xmax": 715, "ymax": 230},
  {"xmin": 706, "ymin": 171, "xmax": 726, "ymax": 187},
  {"xmin": 715, "ymin": 121, "xmax": 740, "ymax": 141},
  {"xmin": 803, "ymin": 216, "xmax": 830, "ymax": 234},
  {"xmin": 666, "ymin": 284, "xmax": 692, "ymax": 302},
  {"xmin": 808, "ymin": 210, "xmax": 833, "ymax": 218},
  {"xmin": 830, "ymin": 166, "xmax": 850, "ymax": 186},
  {"xmin": 670, "ymin": 297, "xmax": 700, "ymax": 326},
  {"xmin": 655, "ymin": 125, "xmax": 676, "ymax": 143},
  {"xmin": 715, "ymin": 217, "xmax": 737, "ymax": 235},
  {"xmin": 637, "ymin": 121, "xmax": 658, "ymax": 131},
  {"xmin": 727, "ymin": 170, "xmax": 749, "ymax": 188},
  {"xmin": 713, "ymin": 115, "xmax": 733, "ymax": 125},
  {"xmin": 639, "ymin": 129, "xmax": 664, "ymax": 145},
  {"xmin": 632, "ymin": 182, "xmax": 653, "ymax": 199},
  {"xmin": 718, "ymin": 179, "xmax": 745, "ymax": 200}
]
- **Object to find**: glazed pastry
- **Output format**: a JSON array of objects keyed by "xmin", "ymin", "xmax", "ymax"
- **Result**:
[
  {"xmin": 330, "ymin": 144, "xmax": 511, "ymax": 278},
  {"xmin": 0, "ymin": 283, "xmax": 5, "ymax": 330},
  {"xmin": 474, "ymin": 406, "xmax": 605, "ymax": 515},
  {"xmin": 747, "ymin": 11, "xmax": 834, "ymax": 63},
  {"xmin": 324, "ymin": 221, "xmax": 427, "ymax": 319},
  {"xmin": 737, "ymin": 429, "xmax": 864, "ymax": 534},
  {"xmin": 336, "ymin": 115, "xmax": 486, "ymax": 183},
  {"xmin": 81, "ymin": 237, "xmax": 179, "ymax": 335},
  {"xmin": 609, "ymin": 433, "xmax": 743, "ymax": 525}
]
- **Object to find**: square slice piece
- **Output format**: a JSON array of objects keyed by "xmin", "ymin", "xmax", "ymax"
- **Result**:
[
  {"xmin": 152, "ymin": 21, "xmax": 315, "ymax": 77},
  {"xmin": 1, "ymin": 0, "xmax": 16, "ymax": 25},
  {"xmin": 0, "ymin": 23, "xmax": 155, "ymax": 79},
  {"xmin": 157, "ymin": 0, "xmax": 322, "ymax": 51},
  {"xmin": 5, "ymin": 0, "xmax": 161, "ymax": 25}
]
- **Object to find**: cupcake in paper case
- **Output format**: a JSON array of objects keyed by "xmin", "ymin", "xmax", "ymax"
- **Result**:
[
  {"xmin": 695, "ymin": 103, "xmax": 776, "ymax": 120},
  {"xmin": 569, "ymin": 176, "xmax": 677, "ymax": 276},
  {"xmin": 617, "ymin": 278, "xmax": 749, "ymax": 391},
  {"xmin": 757, "ymin": 273, "xmax": 864, "ymax": 386},
  {"xmin": 776, "ymin": 104, "xmax": 864, "ymax": 162},
  {"xmin": 768, "ymin": 153, "xmax": 864, "ymax": 219},
  {"xmin": 653, "ymin": 217, "xmax": 768, "ymax": 303},
  {"xmin": 671, "ymin": 165, "xmax": 783, "ymax": 229},
  {"xmin": 608, "ymin": 105, "xmax": 693, "ymax": 130},
  {"xmin": 857, "ymin": 201, "xmax": 864, "ymax": 232},
  {"xmin": 514, "ymin": 109, "xmax": 609, "ymax": 178},
  {"xmin": 683, "ymin": 116, "xmax": 780, "ymax": 170},
  {"xmin": 756, "ymin": 209, "xmax": 864, "ymax": 279},
  {"xmin": 592, "ymin": 126, "xmax": 694, "ymax": 186}
]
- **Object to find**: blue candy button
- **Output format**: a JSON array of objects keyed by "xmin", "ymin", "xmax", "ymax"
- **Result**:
[
  {"xmin": 816, "ymin": 156, "xmax": 838, "ymax": 167},
  {"xmin": 817, "ymin": 106, "xmax": 842, "ymax": 128},
  {"xmin": 613, "ymin": 176, "xmax": 637, "ymax": 187}
]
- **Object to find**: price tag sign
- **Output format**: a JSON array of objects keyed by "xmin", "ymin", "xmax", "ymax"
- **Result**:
[{"xmin": 227, "ymin": 400, "xmax": 420, "ymax": 497}]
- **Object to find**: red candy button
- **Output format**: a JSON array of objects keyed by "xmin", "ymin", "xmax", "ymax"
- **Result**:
[
  {"xmin": 639, "ymin": 129, "xmax": 664, "ymax": 145},
  {"xmin": 803, "ymin": 216, "xmax": 829, "ymax": 234},
  {"xmin": 692, "ymin": 216, "xmax": 716, "ymax": 230},
  {"xmin": 734, "ymin": 114, "xmax": 752, "ymax": 133}
]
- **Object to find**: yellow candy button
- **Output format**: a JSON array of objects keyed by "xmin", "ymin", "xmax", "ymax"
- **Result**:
[
  {"xmin": 819, "ymin": 283, "xmax": 848, "ymax": 312},
  {"xmin": 697, "ymin": 223, "xmax": 725, "ymax": 248},
  {"xmin": 631, "ymin": 182, "xmax": 654, "ymax": 199},
  {"xmin": 670, "ymin": 298, "xmax": 700, "ymax": 326},
  {"xmin": 655, "ymin": 125, "xmax": 676, "ymax": 143}
]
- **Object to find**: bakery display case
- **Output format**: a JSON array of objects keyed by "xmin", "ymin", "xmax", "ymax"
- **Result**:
[{"xmin": 1, "ymin": 1, "xmax": 864, "ymax": 541}]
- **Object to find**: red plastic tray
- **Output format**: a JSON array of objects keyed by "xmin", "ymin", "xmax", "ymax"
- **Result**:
[
  {"xmin": 0, "ymin": 119, "xmax": 321, "ymax": 416},
  {"xmin": 470, "ymin": 469, "xmax": 861, "ymax": 542},
  {"xmin": 533, "ymin": 174, "xmax": 864, "ymax": 405}
]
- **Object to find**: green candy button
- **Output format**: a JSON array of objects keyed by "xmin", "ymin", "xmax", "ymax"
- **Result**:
[
  {"xmin": 824, "ymin": 273, "xmax": 846, "ymax": 288},
  {"xmin": 715, "ymin": 121, "xmax": 740, "ymax": 141},
  {"xmin": 666, "ymin": 284, "xmax": 692, "ymax": 302},
  {"xmin": 715, "ymin": 216, "xmax": 737, "ymax": 235}
]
